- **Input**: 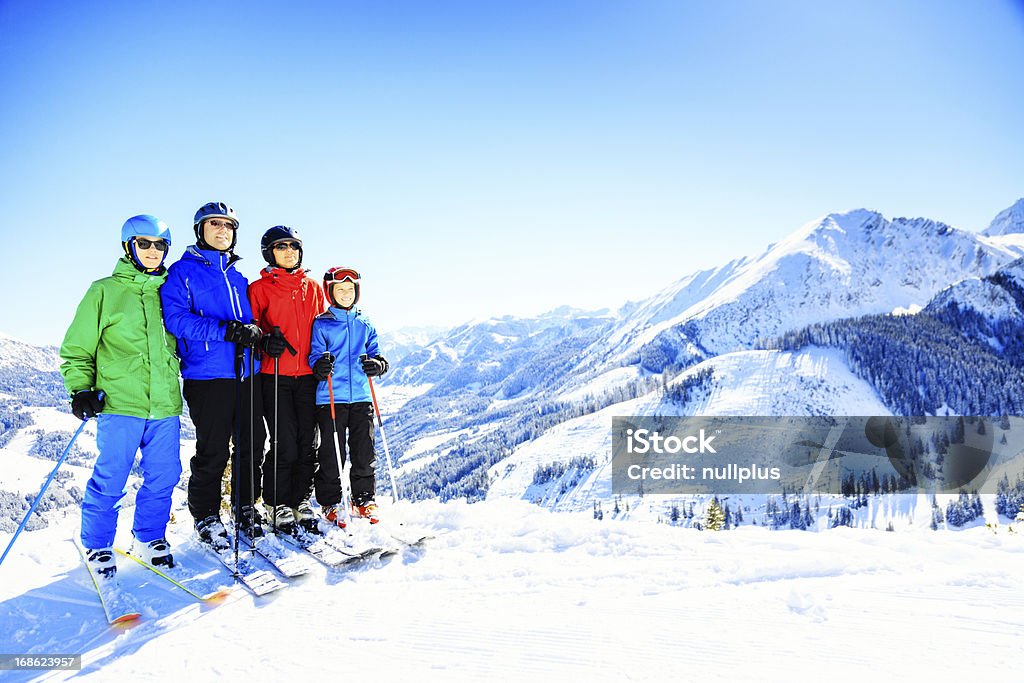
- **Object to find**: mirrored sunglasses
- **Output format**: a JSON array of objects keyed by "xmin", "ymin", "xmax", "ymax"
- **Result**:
[{"xmin": 205, "ymin": 219, "xmax": 236, "ymax": 231}]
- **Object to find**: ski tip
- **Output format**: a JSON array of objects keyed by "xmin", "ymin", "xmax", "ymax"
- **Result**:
[
  {"xmin": 202, "ymin": 588, "xmax": 233, "ymax": 603},
  {"xmin": 111, "ymin": 613, "xmax": 142, "ymax": 626}
]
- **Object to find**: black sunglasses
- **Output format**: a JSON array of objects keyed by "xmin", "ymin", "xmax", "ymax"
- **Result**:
[
  {"xmin": 273, "ymin": 241, "xmax": 301, "ymax": 251},
  {"xmin": 134, "ymin": 238, "xmax": 169, "ymax": 252}
]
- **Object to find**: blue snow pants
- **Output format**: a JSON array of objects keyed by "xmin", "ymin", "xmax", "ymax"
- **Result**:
[{"xmin": 80, "ymin": 414, "xmax": 182, "ymax": 549}]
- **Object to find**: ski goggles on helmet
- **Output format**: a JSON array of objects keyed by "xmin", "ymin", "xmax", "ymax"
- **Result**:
[
  {"xmin": 133, "ymin": 237, "xmax": 169, "ymax": 252},
  {"xmin": 324, "ymin": 267, "xmax": 361, "ymax": 283}
]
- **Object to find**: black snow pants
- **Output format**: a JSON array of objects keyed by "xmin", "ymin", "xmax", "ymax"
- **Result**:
[
  {"xmin": 183, "ymin": 376, "xmax": 265, "ymax": 522},
  {"xmin": 261, "ymin": 373, "xmax": 318, "ymax": 507},
  {"xmin": 314, "ymin": 401, "xmax": 376, "ymax": 507}
]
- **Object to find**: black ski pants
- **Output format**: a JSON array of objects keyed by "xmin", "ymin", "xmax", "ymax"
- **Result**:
[
  {"xmin": 315, "ymin": 402, "xmax": 376, "ymax": 507},
  {"xmin": 261, "ymin": 372, "xmax": 318, "ymax": 507},
  {"xmin": 183, "ymin": 376, "xmax": 265, "ymax": 522}
]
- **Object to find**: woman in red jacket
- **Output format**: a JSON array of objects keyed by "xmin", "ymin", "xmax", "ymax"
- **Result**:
[{"xmin": 249, "ymin": 226, "xmax": 327, "ymax": 532}]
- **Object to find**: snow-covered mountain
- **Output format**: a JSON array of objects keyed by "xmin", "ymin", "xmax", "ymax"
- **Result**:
[
  {"xmin": 389, "ymin": 202, "xmax": 1024, "ymax": 419},
  {"xmin": 596, "ymin": 209, "xmax": 1024, "ymax": 373},
  {"xmin": 403, "ymin": 203, "xmax": 1024, "ymax": 523},
  {"xmin": 983, "ymin": 197, "xmax": 1024, "ymax": 237},
  {"xmin": 383, "ymin": 202, "xmax": 1024, "ymax": 499},
  {"xmin": 0, "ymin": 332, "xmax": 60, "ymax": 373},
  {"xmin": 925, "ymin": 257, "xmax": 1024, "ymax": 323},
  {"xmin": 387, "ymin": 307, "xmax": 616, "ymax": 389},
  {"xmin": 486, "ymin": 346, "xmax": 892, "ymax": 506},
  {"xmin": 377, "ymin": 325, "xmax": 448, "ymax": 365}
]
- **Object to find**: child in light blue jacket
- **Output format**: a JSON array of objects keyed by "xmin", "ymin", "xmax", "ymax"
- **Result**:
[{"xmin": 309, "ymin": 267, "xmax": 389, "ymax": 524}]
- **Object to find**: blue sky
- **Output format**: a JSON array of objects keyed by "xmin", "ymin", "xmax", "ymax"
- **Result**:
[{"xmin": 2, "ymin": 0, "xmax": 1022, "ymax": 346}]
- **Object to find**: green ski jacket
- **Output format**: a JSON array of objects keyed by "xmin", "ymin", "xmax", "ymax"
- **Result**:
[{"xmin": 60, "ymin": 257, "xmax": 182, "ymax": 419}]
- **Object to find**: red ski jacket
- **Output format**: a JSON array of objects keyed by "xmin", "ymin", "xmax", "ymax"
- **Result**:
[{"xmin": 248, "ymin": 267, "xmax": 327, "ymax": 377}]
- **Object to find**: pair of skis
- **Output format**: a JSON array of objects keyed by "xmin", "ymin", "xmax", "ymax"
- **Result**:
[
  {"xmin": 75, "ymin": 519, "xmax": 432, "ymax": 625},
  {"xmin": 205, "ymin": 517, "xmax": 401, "ymax": 587},
  {"xmin": 73, "ymin": 535, "xmax": 270, "ymax": 625},
  {"xmin": 74, "ymin": 534, "xmax": 289, "ymax": 625}
]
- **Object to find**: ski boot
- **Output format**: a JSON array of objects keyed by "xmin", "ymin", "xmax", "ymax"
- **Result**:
[
  {"xmin": 195, "ymin": 515, "xmax": 231, "ymax": 553},
  {"xmin": 352, "ymin": 500, "xmax": 380, "ymax": 524},
  {"xmin": 237, "ymin": 505, "xmax": 266, "ymax": 540},
  {"xmin": 131, "ymin": 537, "xmax": 175, "ymax": 569},
  {"xmin": 293, "ymin": 499, "xmax": 320, "ymax": 535},
  {"xmin": 265, "ymin": 503, "xmax": 296, "ymax": 533},
  {"xmin": 321, "ymin": 503, "xmax": 347, "ymax": 529},
  {"xmin": 85, "ymin": 547, "xmax": 117, "ymax": 579}
]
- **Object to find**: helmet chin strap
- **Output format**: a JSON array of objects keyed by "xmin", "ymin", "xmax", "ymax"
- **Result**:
[{"xmin": 123, "ymin": 242, "xmax": 166, "ymax": 274}]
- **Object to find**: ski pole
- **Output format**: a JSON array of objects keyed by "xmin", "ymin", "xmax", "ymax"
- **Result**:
[
  {"xmin": 271, "ymin": 352, "xmax": 279, "ymax": 531},
  {"xmin": 248, "ymin": 344, "xmax": 257, "ymax": 536},
  {"xmin": 0, "ymin": 419, "xmax": 89, "ymax": 568},
  {"xmin": 268, "ymin": 326, "xmax": 294, "ymax": 533},
  {"xmin": 233, "ymin": 344, "xmax": 243, "ymax": 570},
  {"xmin": 361, "ymin": 354, "xmax": 399, "ymax": 503},
  {"xmin": 324, "ymin": 352, "xmax": 352, "ymax": 523}
]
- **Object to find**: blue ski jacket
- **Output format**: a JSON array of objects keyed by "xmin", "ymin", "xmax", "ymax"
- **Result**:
[
  {"xmin": 309, "ymin": 307, "xmax": 382, "ymax": 405},
  {"xmin": 161, "ymin": 246, "xmax": 260, "ymax": 380}
]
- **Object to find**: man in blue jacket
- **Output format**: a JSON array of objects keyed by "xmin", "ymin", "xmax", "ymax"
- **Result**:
[{"xmin": 161, "ymin": 201, "xmax": 267, "ymax": 550}]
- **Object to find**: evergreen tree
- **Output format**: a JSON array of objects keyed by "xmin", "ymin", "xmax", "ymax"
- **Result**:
[
  {"xmin": 704, "ymin": 498, "xmax": 725, "ymax": 531},
  {"xmin": 930, "ymin": 497, "xmax": 944, "ymax": 530},
  {"xmin": 790, "ymin": 500, "xmax": 806, "ymax": 530}
]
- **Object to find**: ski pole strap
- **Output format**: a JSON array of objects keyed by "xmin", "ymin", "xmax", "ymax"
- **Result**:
[{"xmin": 271, "ymin": 326, "xmax": 298, "ymax": 357}]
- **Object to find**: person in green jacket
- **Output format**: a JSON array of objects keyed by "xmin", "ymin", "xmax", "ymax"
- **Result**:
[{"xmin": 59, "ymin": 215, "xmax": 183, "ymax": 579}]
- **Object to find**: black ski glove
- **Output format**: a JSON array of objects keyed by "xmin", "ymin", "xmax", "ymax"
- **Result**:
[
  {"xmin": 71, "ymin": 390, "xmax": 105, "ymax": 421},
  {"xmin": 261, "ymin": 332, "xmax": 288, "ymax": 358},
  {"xmin": 312, "ymin": 353, "xmax": 335, "ymax": 380},
  {"xmin": 224, "ymin": 320, "xmax": 262, "ymax": 347},
  {"xmin": 360, "ymin": 355, "xmax": 388, "ymax": 377}
]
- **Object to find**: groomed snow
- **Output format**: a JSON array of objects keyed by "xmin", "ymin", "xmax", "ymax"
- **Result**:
[{"xmin": 0, "ymin": 498, "xmax": 1019, "ymax": 681}]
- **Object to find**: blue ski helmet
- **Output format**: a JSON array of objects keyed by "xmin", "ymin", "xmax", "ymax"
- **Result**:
[
  {"xmin": 261, "ymin": 226, "xmax": 303, "ymax": 268},
  {"xmin": 121, "ymin": 214, "xmax": 171, "ymax": 272},
  {"xmin": 193, "ymin": 201, "xmax": 238, "ymax": 250}
]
